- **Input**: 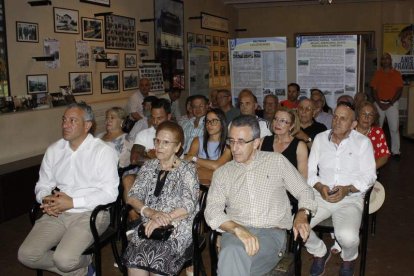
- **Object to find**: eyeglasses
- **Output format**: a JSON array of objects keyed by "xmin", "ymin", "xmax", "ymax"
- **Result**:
[
  {"xmin": 206, "ymin": 119, "xmax": 220, "ymax": 126},
  {"xmin": 298, "ymin": 106, "xmax": 313, "ymax": 113},
  {"xmin": 192, "ymin": 104, "xmax": 206, "ymax": 109},
  {"xmin": 361, "ymin": 112, "xmax": 375, "ymax": 118},
  {"xmin": 273, "ymin": 117, "xmax": 291, "ymax": 125},
  {"xmin": 153, "ymin": 138, "xmax": 179, "ymax": 147},
  {"xmin": 226, "ymin": 138, "xmax": 255, "ymax": 147}
]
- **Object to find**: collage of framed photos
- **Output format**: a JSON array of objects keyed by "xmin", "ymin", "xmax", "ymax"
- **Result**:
[
  {"xmin": 17, "ymin": 0, "xmax": 149, "ymax": 96},
  {"xmin": 187, "ymin": 32, "xmax": 230, "ymax": 87}
]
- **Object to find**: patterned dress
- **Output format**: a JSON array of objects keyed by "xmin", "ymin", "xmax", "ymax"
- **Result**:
[{"xmin": 123, "ymin": 159, "xmax": 200, "ymax": 275}]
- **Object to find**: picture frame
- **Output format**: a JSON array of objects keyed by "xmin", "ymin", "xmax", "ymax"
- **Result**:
[
  {"xmin": 137, "ymin": 31, "xmax": 149, "ymax": 46},
  {"xmin": 16, "ymin": 21, "xmax": 38, "ymax": 43},
  {"xmin": 196, "ymin": 33, "xmax": 204, "ymax": 45},
  {"xmin": 69, "ymin": 72, "xmax": 93, "ymax": 95},
  {"xmin": 54, "ymin": 7, "xmax": 79, "ymax": 34},
  {"xmin": 201, "ymin": 12, "xmax": 229, "ymax": 33},
  {"xmin": 205, "ymin": 35, "xmax": 212, "ymax": 46},
  {"xmin": 80, "ymin": 0, "xmax": 110, "ymax": 7},
  {"xmin": 213, "ymin": 36, "xmax": 219, "ymax": 46},
  {"xmin": 105, "ymin": 52, "xmax": 119, "ymax": 68},
  {"xmin": 220, "ymin": 51, "xmax": 227, "ymax": 61},
  {"xmin": 122, "ymin": 70, "xmax": 139, "ymax": 91},
  {"xmin": 125, "ymin": 53, "xmax": 137, "ymax": 68},
  {"xmin": 187, "ymin": 32, "xmax": 194, "ymax": 44},
  {"xmin": 105, "ymin": 14, "xmax": 136, "ymax": 50},
  {"xmin": 81, "ymin": 17, "xmax": 103, "ymax": 41},
  {"xmin": 101, "ymin": 72, "xmax": 120, "ymax": 93},
  {"xmin": 27, "ymin": 74, "xmax": 48, "ymax": 94},
  {"xmin": 213, "ymin": 51, "xmax": 219, "ymax": 62},
  {"xmin": 220, "ymin": 37, "xmax": 226, "ymax": 48}
]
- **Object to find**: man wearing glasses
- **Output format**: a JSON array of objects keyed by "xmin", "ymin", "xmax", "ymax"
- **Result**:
[
  {"xmin": 216, "ymin": 89, "xmax": 240, "ymax": 124},
  {"xmin": 205, "ymin": 115, "xmax": 316, "ymax": 276}
]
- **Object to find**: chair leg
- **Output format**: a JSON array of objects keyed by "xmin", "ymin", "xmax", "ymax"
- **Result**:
[
  {"xmin": 94, "ymin": 249, "xmax": 102, "ymax": 276},
  {"xmin": 294, "ymin": 242, "xmax": 302, "ymax": 276},
  {"xmin": 36, "ymin": 269, "xmax": 43, "ymax": 276},
  {"xmin": 359, "ymin": 221, "xmax": 369, "ymax": 276},
  {"xmin": 370, "ymin": 213, "xmax": 377, "ymax": 236}
]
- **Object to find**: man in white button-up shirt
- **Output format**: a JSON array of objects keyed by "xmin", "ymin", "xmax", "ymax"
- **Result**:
[
  {"xmin": 305, "ymin": 103, "xmax": 376, "ymax": 276},
  {"xmin": 18, "ymin": 102, "xmax": 119, "ymax": 275}
]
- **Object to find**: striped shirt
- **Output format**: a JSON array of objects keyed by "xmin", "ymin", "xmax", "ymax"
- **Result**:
[{"xmin": 205, "ymin": 151, "xmax": 316, "ymax": 230}]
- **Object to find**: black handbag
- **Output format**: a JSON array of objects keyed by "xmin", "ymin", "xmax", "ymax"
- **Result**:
[
  {"xmin": 122, "ymin": 116, "xmax": 136, "ymax": 133},
  {"xmin": 137, "ymin": 223, "xmax": 174, "ymax": 241}
]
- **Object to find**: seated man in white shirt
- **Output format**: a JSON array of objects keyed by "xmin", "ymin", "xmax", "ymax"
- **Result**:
[
  {"xmin": 237, "ymin": 89, "xmax": 272, "ymax": 138},
  {"xmin": 122, "ymin": 99, "xmax": 171, "ymax": 218},
  {"xmin": 18, "ymin": 102, "xmax": 119, "ymax": 275},
  {"xmin": 305, "ymin": 103, "xmax": 376, "ymax": 276},
  {"xmin": 205, "ymin": 115, "xmax": 316, "ymax": 276}
]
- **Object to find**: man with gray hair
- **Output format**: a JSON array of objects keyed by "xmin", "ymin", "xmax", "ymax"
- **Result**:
[
  {"xmin": 18, "ymin": 102, "xmax": 119, "ymax": 275},
  {"xmin": 205, "ymin": 115, "xmax": 316, "ymax": 276}
]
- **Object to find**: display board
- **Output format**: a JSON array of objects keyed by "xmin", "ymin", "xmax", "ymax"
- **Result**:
[
  {"xmin": 188, "ymin": 44, "xmax": 210, "ymax": 97},
  {"xmin": 296, "ymin": 35, "xmax": 358, "ymax": 108},
  {"xmin": 229, "ymin": 37, "xmax": 287, "ymax": 106}
]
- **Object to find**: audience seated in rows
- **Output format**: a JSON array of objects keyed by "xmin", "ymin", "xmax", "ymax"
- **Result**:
[
  {"xmin": 124, "ymin": 121, "xmax": 199, "ymax": 276},
  {"xmin": 205, "ymin": 114, "xmax": 316, "ymax": 275}
]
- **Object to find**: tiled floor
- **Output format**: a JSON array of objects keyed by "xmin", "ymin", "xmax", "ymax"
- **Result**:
[{"xmin": 1, "ymin": 136, "xmax": 413, "ymax": 276}]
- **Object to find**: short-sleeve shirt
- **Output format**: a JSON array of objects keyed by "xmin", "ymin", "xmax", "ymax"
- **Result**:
[
  {"xmin": 370, "ymin": 68, "xmax": 403, "ymax": 101},
  {"xmin": 134, "ymin": 126, "xmax": 156, "ymax": 150}
]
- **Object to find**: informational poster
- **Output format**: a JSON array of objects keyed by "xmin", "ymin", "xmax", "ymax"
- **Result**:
[
  {"xmin": 229, "ymin": 37, "xmax": 287, "ymax": 105},
  {"xmin": 296, "ymin": 35, "xmax": 358, "ymax": 108},
  {"xmin": 75, "ymin": 40, "xmax": 89, "ymax": 68},
  {"xmin": 138, "ymin": 63, "xmax": 164, "ymax": 94},
  {"xmin": 383, "ymin": 24, "xmax": 414, "ymax": 75},
  {"xmin": 188, "ymin": 44, "xmax": 210, "ymax": 97}
]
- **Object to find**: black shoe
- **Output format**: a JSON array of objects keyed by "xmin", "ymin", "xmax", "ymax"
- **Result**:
[
  {"xmin": 310, "ymin": 250, "xmax": 331, "ymax": 276},
  {"xmin": 339, "ymin": 260, "xmax": 355, "ymax": 276},
  {"xmin": 392, "ymin": 154, "xmax": 401, "ymax": 161}
]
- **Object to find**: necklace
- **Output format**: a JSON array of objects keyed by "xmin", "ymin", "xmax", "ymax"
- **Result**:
[{"xmin": 357, "ymin": 126, "xmax": 371, "ymax": 136}]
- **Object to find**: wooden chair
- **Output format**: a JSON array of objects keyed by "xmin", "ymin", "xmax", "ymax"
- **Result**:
[
  {"xmin": 312, "ymin": 186, "xmax": 374, "ymax": 276},
  {"xmin": 29, "ymin": 200, "xmax": 123, "ymax": 276}
]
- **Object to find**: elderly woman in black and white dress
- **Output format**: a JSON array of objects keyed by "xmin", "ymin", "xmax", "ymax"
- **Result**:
[{"xmin": 123, "ymin": 121, "xmax": 199, "ymax": 276}]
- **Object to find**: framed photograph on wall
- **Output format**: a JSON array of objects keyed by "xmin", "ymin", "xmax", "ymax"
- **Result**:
[
  {"xmin": 81, "ymin": 17, "xmax": 103, "ymax": 41},
  {"xmin": 205, "ymin": 35, "xmax": 212, "ymax": 46},
  {"xmin": 105, "ymin": 14, "xmax": 135, "ymax": 50},
  {"xmin": 213, "ymin": 36, "xmax": 219, "ymax": 46},
  {"xmin": 122, "ymin": 70, "xmax": 139, "ymax": 91},
  {"xmin": 106, "ymin": 52, "xmax": 119, "ymax": 68},
  {"xmin": 220, "ymin": 37, "xmax": 226, "ymax": 47},
  {"xmin": 196, "ymin": 34, "xmax": 204, "ymax": 44},
  {"xmin": 125, "ymin": 53, "xmax": 137, "ymax": 68},
  {"xmin": 69, "ymin": 72, "xmax": 93, "ymax": 95},
  {"xmin": 187, "ymin": 32, "xmax": 194, "ymax": 44},
  {"xmin": 80, "ymin": 0, "xmax": 110, "ymax": 7},
  {"xmin": 101, "ymin": 72, "xmax": 120, "ymax": 93},
  {"xmin": 16, "ymin": 21, "xmax": 38, "ymax": 43},
  {"xmin": 54, "ymin": 7, "xmax": 79, "ymax": 34},
  {"xmin": 137, "ymin": 31, "xmax": 149, "ymax": 46},
  {"xmin": 27, "ymin": 74, "xmax": 48, "ymax": 94}
]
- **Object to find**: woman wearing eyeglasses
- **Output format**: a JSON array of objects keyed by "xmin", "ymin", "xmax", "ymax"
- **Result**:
[
  {"xmin": 356, "ymin": 101, "xmax": 390, "ymax": 169},
  {"xmin": 124, "ymin": 121, "xmax": 199, "ymax": 276},
  {"xmin": 260, "ymin": 107, "xmax": 308, "ymax": 179},
  {"xmin": 185, "ymin": 108, "xmax": 232, "ymax": 181}
]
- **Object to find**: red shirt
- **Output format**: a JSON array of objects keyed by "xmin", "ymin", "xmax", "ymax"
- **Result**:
[
  {"xmin": 370, "ymin": 68, "xmax": 403, "ymax": 101},
  {"xmin": 280, "ymin": 100, "xmax": 299, "ymax": 109}
]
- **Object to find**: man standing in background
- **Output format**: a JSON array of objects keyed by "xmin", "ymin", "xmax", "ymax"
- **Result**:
[{"xmin": 371, "ymin": 53, "xmax": 404, "ymax": 158}]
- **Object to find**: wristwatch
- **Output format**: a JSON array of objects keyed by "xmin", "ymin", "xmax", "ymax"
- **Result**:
[
  {"xmin": 191, "ymin": 156, "xmax": 198, "ymax": 163},
  {"xmin": 298, "ymin": 208, "xmax": 311, "ymax": 219},
  {"xmin": 306, "ymin": 137, "xmax": 312, "ymax": 143}
]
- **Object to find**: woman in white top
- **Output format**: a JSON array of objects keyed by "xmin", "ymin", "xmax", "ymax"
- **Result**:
[{"xmin": 97, "ymin": 107, "xmax": 131, "ymax": 168}]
